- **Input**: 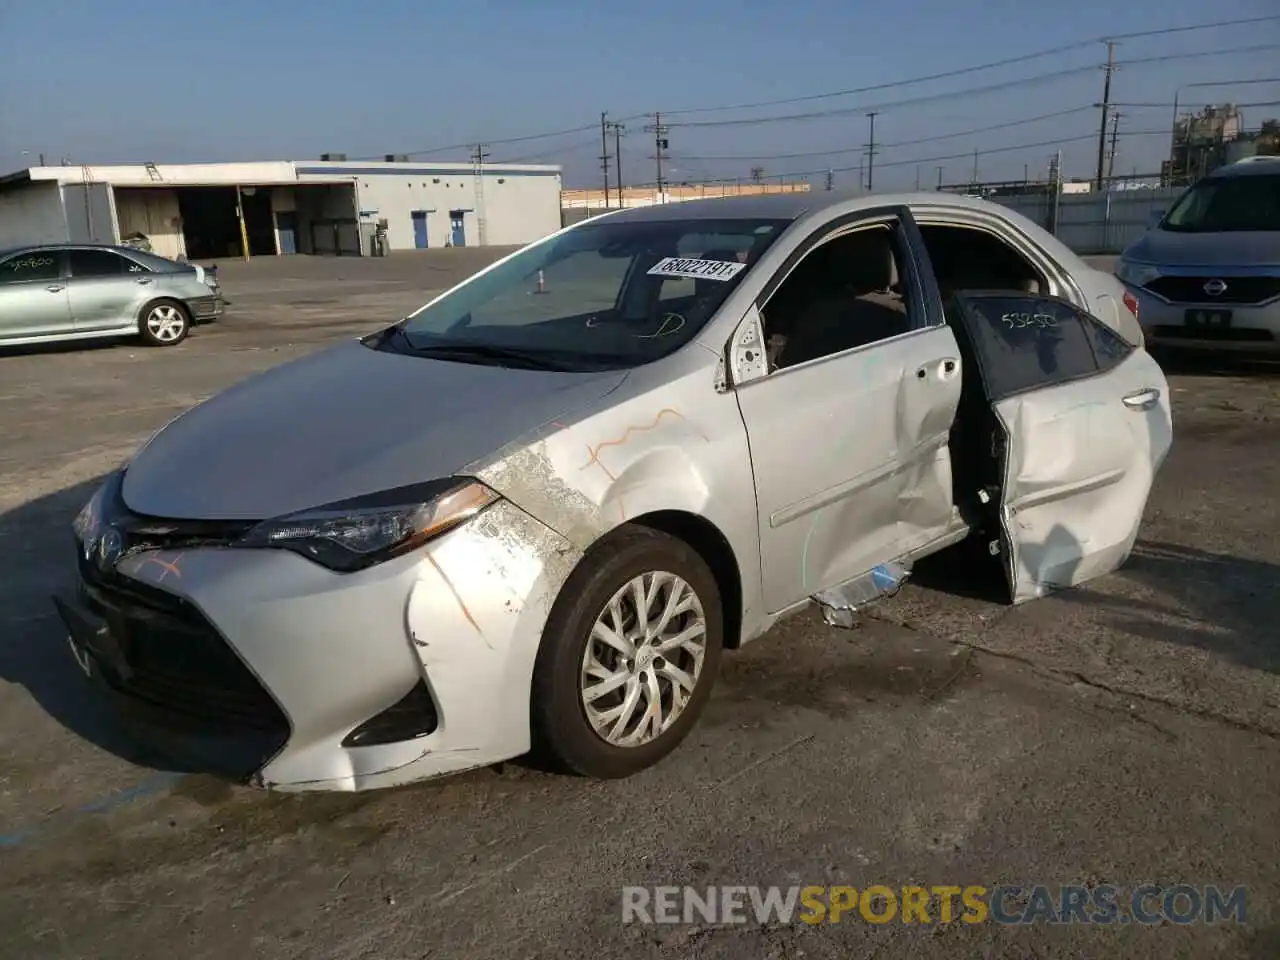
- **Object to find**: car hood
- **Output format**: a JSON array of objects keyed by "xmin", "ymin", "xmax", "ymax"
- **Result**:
[
  {"xmin": 122, "ymin": 339, "xmax": 627, "ymax": 520},
  {"xmin": 1124, "ymin": 228, "xmax": 1280, "ymax": 268}
]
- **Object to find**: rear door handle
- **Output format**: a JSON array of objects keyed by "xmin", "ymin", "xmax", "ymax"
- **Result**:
[
  {"xmin": 1122, "ymin": 387, "xmax": 1160, "ymax": 411},
  {"xmin": 136, "ymin": 277, "xmax": 153, "ymax": 285},
  {"xmin": 46, "ymin": 284, "xmax": 64, "ymax": 293}
]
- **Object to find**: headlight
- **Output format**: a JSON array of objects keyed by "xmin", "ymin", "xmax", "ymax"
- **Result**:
[
  {"xmin": 1115, "ymin": 260, "xmax": 1161, "ymax": 288},
  {"xmin": 236, "ymin": 478, "xmax": 500, "ymax": 572},
  {"xmin": 72, "ymin": 477, "xmax": 113, "ymax": 545}
]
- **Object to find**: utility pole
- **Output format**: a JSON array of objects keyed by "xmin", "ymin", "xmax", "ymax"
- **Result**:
[
  {"xmin": 471, "ymin": 143, "xmax": 490, "ymax": 245},
  {"xmin": 1095, "ymin": 39, "xmax": 1118, "ymax": 190},
  {"xmin": 606, "ymin": 120, "xmax": 626, "ymax": 208},
  {"xmin": 1106, "ymin": 110, "xmax": 1122, "ymax": 183},
  {"xmin": 824, "ymin": 168, "xmax": 834, "ymax": 191},
  {"xmin": 915, "ymin": 167, "xmax": 921, "ymax": 190},
  {"xmin": 1047, "ymin": 150, "xmax": 1063, "ymax": 235},
  {"xmin": 599, "ymin": 112, "xmax": 611, "ymax": 209},
  {"xmin": 644, "ymin": 113, "xmax": 670, "ymax": 202},
  {"xmin": 971, "ymin": 149, "xmax": 979, "ymax": 186},
  {"xmin": 936, "ymin": 166, "xmax": 943, "ymax": 190},
  {"xmin": 865, "ymin": 111, "xmax": 878, "ymax": 191}
]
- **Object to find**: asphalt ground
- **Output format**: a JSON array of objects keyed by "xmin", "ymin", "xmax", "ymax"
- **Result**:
[{"xmin": 1, "ymin": 250, "xmax": 1278, "ymax": 960}]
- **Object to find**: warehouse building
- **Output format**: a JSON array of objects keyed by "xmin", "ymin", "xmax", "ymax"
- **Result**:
[{"xmin": 0, "ymin": 156, "xmax": 562, "ymax": 259}]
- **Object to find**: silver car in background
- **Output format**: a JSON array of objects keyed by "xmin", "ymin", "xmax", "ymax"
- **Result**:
[
  {"xmin": 1116, "ymin": 156, "xmax": 1280, "ymax": 354},
  {"xmin": 0, "ymin": 243, "xmax": 223, "ymax": 348},
  {"xmin": 55, "ymin": 192, "xmax": 1171, "ymax": 792}
]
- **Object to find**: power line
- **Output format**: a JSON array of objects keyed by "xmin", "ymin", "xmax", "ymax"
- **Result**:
[
  {"xmin": 664, "ymin": 43, "xmax": 1280, "ymax": 130},
  {"xmin": 626, "ymin": 127, "xmax": 1186, "ymax": 187},
  {"xmin": 675, "ymin": 106, "xmax": 1098, "ymax": 161},
  {"xmin": 355, "ymin": 116, "xmax": 647, "ymax": 162},
  {"xmin": 656, "ymin": 14, "xmax": 1280, "ymax": 117},
  {"xmin": 351, "ymin": 23, "xmax": 1278, "ymax": 166}
]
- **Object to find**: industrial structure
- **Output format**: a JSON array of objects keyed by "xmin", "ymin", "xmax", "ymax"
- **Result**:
[
  {"xmin": 0, "ymin": 156, "xmax": 562, "ymax": 259},
  {"xmin": 1162, "ymin": 104, "xmax": 1279, "ymax": 184}
]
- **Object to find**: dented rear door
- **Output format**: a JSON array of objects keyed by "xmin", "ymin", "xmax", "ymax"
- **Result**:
[{"xmin": 954, "ymin": 293, "xmax": 1172, "ymax": 603}]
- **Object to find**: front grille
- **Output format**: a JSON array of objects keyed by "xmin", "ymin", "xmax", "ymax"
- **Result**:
[
  {"xmin": 78, "ymin": 555, "xmax": 289, "ymax": 739},
  {"xmin": 1143, "ymin": 275, "xmax": 1280, "ymax": 305},
  {"xmin": 1150, "ymin": 325, "xmax": 1275, "ymax": 342}
]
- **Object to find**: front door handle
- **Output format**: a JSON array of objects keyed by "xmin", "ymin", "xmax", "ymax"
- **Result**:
[
  {"xmin": 1122, "ymin": 387, "xmax": 1160, "ymax": 411},
  {"xmin": 918, "ymin": 358, "xmax": 960, "ymax": 380},
  {"xmin": 136, "ymin": 277, "xmax": 153, "ymax": 285},
  {"xmin": 46, "ymin": 284, "xmax": 64, "ymax": 293}
]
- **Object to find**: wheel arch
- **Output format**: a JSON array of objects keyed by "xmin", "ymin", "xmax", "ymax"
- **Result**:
[
  {"xmin": 138, "ymin": 295, "xmax": 191, "ymax": 325},
  {"xmin": 623, "ymin": 509, "xmax": 745, "ymax": 650}
]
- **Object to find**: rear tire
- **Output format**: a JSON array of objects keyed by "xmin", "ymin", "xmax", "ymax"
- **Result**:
[
  {"xmin": 138, "ymin": 299, "xmax": 190, "ymax": 347},
  {"xmin": 531, "ymin": 528, "xmax": 723, "ymax": 779}
]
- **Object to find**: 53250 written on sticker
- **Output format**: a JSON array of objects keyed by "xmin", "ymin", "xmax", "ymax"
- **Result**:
[{"xmin": 647, "ymin": 257, "xmax": 747, "ymax": 282}]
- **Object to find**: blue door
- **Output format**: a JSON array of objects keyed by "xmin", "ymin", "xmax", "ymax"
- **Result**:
[
  {"xmin": 276, "ymin": 211, "xmax": 297, "ymax": 255},
  {"xmin": 411, "ymin": 211, "xmax": 429, "ymax": 249},
  {"xmin": 449, "ymin": 211, "xmax": 466, "ymax": 247}
]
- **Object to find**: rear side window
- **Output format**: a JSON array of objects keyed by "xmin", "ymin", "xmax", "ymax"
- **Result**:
[
  {"xmin": 953, "ymin": 293, "xmax": 1122, "ymax": 401},
  {"xmin": 1081, "ymin": 313, "xmax": 1134, "ymax": 372},
  {"xmin": 68, "ymin": 249, "xmax": 133, "ymax": 278},
  {"xmin": 0, "ymin": 251, "xmax": 60, "ymax": 284}
]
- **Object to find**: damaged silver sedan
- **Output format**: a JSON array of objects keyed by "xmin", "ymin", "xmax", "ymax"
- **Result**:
[{"xmin": 55, "ymin": 192, "xmax": 1172, "ymax": 791}]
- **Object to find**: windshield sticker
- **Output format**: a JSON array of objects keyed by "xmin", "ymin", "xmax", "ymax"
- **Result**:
[{"xmin": 647, "ymin": 257, "xmax": 746, "ymax": 282}]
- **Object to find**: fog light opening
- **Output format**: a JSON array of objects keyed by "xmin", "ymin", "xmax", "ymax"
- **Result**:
[{"xmin": 342, "ymin": 679, "xmax": 439, "ymax": 748}]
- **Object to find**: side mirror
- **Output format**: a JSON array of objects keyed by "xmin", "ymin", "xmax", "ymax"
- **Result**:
[{"xmin": 1147, "ymin": 209, "xmax": 1165, "ymax": 228}]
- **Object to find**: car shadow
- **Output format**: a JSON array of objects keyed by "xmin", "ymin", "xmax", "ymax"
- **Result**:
[
  {"xmin": 0, "ymin": 473, "xmax": 190, "ymax": 772},
  {"xmin": 1070, "ymin": 539, "xmax": 1280, "ymax": 675}
]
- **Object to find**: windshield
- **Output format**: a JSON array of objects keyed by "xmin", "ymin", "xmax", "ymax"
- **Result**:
[
  {"xmin": 1162, "ymin": 173, "xmax": 1280, "ymax": 233},
  {"xmin": 384, "ymin": 216, "xmax": 792, "ymax": 370}
]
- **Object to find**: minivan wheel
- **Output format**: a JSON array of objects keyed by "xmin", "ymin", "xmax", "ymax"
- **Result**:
[
  {"xmin": 531, "ymin": 528, "xmax": 723, "ymax": 779},
  {"xmin": 138, "ymin": 299, "xmax": 190, "ymax": 346}
]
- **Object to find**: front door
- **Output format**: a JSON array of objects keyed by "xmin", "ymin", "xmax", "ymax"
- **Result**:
[
  {"xmin": 732, "ymin": 210, "xmax": 962, "ymax": 613},
  {"xmin": 951, "ymin": 292, "xmax": 1173, "ymax": 604},
  {"xmin": 66, "ymin": 248, "xmax": 148, "ymax": 331},
  {"xmin": 449, "ymin": 211, "xmax": 466, "ymax": 247},
  {"xmin": 0, "ymin": 249, "xmax": 71, "ymax": 340},
  {"xmin": 411, "ymin": 211, "xmax": 429, "ymax": 248}
]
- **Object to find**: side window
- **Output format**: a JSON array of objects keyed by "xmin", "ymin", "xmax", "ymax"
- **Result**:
[
  {"xmin": 68, "ymin": 249, "xmax": 129, "ymax": 279},
  {"xmin": 1081, "ymin": 314, "xmax": 1134, "ymax": 372},
  {"xmin": 0, "ymin": 251, "xmax": 61, "ymax": 284},
  {"xmin": 953, "ymin": 294, "xmax": 1100, "ymax": 400},
  {"xmin": 760, "ymin": 222, "xmax": 913, "ymax": 371}
]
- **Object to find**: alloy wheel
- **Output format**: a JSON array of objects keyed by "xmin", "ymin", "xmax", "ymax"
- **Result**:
[
  {"xmin": 146, "ymin": 304, "xmax": 186, "ymax": 343},
  {"xmin": 579, "ymin": 570, "xmax": 708, "ymax": 747}
]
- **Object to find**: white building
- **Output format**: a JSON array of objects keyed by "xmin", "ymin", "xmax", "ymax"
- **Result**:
[{"xmin": 0, "ymin": 157, "xmax": 562, "ymax": 259}]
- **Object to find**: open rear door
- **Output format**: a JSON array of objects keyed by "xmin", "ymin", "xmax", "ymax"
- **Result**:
[{"xmin": 953, "ymin": 292, "xmax": 1172, "ymax": 604}]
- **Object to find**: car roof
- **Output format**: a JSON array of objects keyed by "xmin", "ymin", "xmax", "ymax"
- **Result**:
[
  {"xmin": 1207, "ymin": 157, "xmax": 1280, "ymax": 180},
  {"xmin": 589, "ymin": 189, "xmax": 1016, "ymax": 224}
]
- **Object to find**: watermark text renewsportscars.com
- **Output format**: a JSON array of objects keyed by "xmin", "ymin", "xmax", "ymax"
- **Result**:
[{"xmin": 621, "ymin": 884, "xmax": 1247, "ymax": 926}]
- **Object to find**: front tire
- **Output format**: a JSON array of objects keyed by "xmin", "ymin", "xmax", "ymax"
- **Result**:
[
  {"xmin": 138, "ymin": 299, "xmax": 190, "ymax": 347},
  {"xmin": 532, "ymin": 528, "xmax": 723, "ymax": 779}
]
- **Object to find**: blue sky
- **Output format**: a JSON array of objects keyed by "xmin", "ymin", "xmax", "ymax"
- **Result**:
[{"xmin": 1, "ymin": 0, "xmax": 1276, "ymax": 189}]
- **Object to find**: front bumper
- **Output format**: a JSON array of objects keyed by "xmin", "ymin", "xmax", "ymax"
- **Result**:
[
  {"xmin": 55, "ymin": 499, "xmax": 580, "ymax": 791},
  {"xmin": 1125, "ymin": 282, "xmax": 1280, "ymax": 354}
]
